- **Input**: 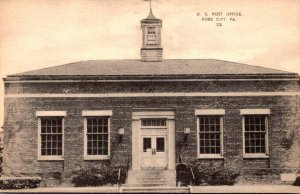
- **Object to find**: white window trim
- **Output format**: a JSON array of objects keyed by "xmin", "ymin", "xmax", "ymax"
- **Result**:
[
  {"xmin": 36, "ymin": 111, "xmax": 66, "ymax": 117},
  {"xmin": 83, "ymin": 111, "xmax": 112, "ymax": 160},
  {"xmin": 195, "ymin": 109, "xmax": 225, "ymax": 116},
  {"xmin": 196, "ymin": 113, "xmax": 224, "ymax": 159},
  {"xmin": 132, "ymin": 111, "xmax": 175, "ymax": 120},
  {"xmin": 242, "ymin": 115, "xmax": 269, "ymax": 158},
  {"xmin": 240, "ymin": 109, "xmax": 270, "ymax": 115},
  {"xmin": 37, "ymin": 113, "xmax": 65, "ymax": 161},
  {"xmin": 82, "ymin": 110, "xmax": 113, "ymax": 117}
]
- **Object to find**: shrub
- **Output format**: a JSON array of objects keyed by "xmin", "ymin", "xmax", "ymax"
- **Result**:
[
  {"xmin": 207, "ymin": 168, "xmax": 240, "ymax": 185},
  {"xmin": 0, "ymin": 177, "xmax": 41, "ymax": 189},
  {"xmin": 192, "ymin": 163, "xmax": 240, "ymax": 186},
  {"xmin": 293, "ymin": 177, "xmax": 300, "ymax": 186},
  {"xmin": 71, "ymin": 167, "xmax": 127, "ymax": 187},
  {"xmin": 71, "ymin": 167, "xmax": 108, "ymax": 187},
  {"xmin": 176, "ymin": 164, "xmax": 194, "ymax": 186}
]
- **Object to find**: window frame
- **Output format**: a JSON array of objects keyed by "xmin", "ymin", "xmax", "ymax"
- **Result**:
[
  {"xmin": 37, "ymin": 111, "xmax": 66, "ymax": 161},
  {"xmin": 241, "ymin": 109, "xmax": 270, "ymax": 158},
  {"xmin": 83, "ymin": 110, "xmax": 112, "ymax": 160},
  {"xmin": 140, "ymin": 118, "xmax": 167, "ymax": 129},
  {"xmin": 195, "ymin": 109, "xmax": 225, "ymax": 159},
  {"xmin": 147, "ymin": 27, "xmax": 157, "ymax": 45}
]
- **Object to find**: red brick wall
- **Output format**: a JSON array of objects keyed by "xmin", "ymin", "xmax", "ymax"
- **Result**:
[{"xmin": 3, "ymin": 80, "xmax": 300, "ymax": 185}]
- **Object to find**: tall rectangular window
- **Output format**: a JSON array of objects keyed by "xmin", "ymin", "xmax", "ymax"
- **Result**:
[
  {"xmin": 86, "ymin": 117, "xmax": 109, "ymax": 156},
  {"xmin": 244, "ymin": 115, "xmax": 268, "ymax": 155},
  {"xmin": 147, "ymin": 27, "xmax": 156, "ymax": 45},
  {"xmin": 40, "ymin": 117, "xmax": 63, "ymax": 156},
  {"xmin": 240, "ymin": 109, "xmax": 270, "ymax": 158},
  {"xmin": 198, "ymin": 116, "xmax": 222, "ymax": 157},
  {"xmin": 195, "ymin": 109, "xmax": 225, "ymax": 158},
  {"xmin": 83, "ymin": 110, "xmax": 112, "ymax": 160},
  {"xmin": 37, "ymin": 110, "xmax": 66, "ymax": 161}
]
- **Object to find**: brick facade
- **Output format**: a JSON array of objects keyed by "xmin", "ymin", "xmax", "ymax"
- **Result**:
[{"xmin": 3, "ymin": 79, "xmax": 300, "ymax": 186}]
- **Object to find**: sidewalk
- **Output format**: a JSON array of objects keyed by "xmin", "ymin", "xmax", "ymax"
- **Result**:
[
  {"xmin": 191, "ymin": 185, "xmax": 300, "ymax": 193},
  {"xmin": 0, "ymin": 187, "xmax": 119, "ymax": 193},
  {"xmin": 0, "ymin": 185, "xmax": 299, "ymax": 193}
]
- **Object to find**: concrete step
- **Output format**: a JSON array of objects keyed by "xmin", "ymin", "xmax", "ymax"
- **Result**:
[
  {"xmin": 127, "ymin": 180, "xmax": 166, "ymax": 185},
  {"xmin": 125, "ymin": 183, "xmax": 166, "ymax": 187},
  {"xmin": 134, "ymin": 175, "xmax": 165, "ymax": 178},
  {"xmin": 129, "ymin": 178, "xmax": 166, "ymax": 181},
  {"xmin": 121, "ymin": 186, "xmax": 191, "ymax": 193},
  {"xmin": 129, "ymin": 171, "xmax": 165, "ymax": 175},
  {"xmin": 127, "ymin": 180, "xmax": 167, "ymax": 184},
  {"xmin": 131, "ymin": 177, "xmax": 165, "ymax": 180},
  {"xmin": 127, "ymin": 170, "xmax": 176, "ymax": 187}
]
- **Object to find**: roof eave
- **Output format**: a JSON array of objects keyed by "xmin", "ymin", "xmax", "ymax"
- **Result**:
[{"xmin": 4, "ymin": 73, "xmax": 300, "ymax": 82}]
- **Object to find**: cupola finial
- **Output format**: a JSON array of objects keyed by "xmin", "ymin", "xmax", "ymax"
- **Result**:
[{"xmin": 145, "ymin": 0, "xmax": 152, "ymax": 11}]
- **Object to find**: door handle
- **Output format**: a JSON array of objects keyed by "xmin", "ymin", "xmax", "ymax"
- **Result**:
[{"xmin": 151, "ymin": 148, "xmax": 157, "ymax": 155}]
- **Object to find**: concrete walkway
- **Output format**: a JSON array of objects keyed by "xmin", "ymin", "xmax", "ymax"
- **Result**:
[
  {"xmin": 0, "ymin": 185, "xmax": 299, "ymax": 193},
  {"xmin": 191, "ymin": 185, "xmax": 300, "ymax": 193}
]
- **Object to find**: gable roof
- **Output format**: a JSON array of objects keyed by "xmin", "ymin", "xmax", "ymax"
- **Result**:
[{"xmin": 6, "ymin": 59, "xmax": 298, "ymax": 81}]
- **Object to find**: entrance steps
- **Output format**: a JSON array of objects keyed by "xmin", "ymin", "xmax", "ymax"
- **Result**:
[
  {"xmin": 121, "ymin": 186, "xmax": 191, "ymax": 193},
  {"xmin": 126, "ymin": 169, "xmax": 176, "ymax": 187}
]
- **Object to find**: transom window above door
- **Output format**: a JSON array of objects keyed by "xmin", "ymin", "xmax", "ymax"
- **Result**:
[{"xmin": 141, "ymin": 118, "xmax": 166, "ymax": 127}]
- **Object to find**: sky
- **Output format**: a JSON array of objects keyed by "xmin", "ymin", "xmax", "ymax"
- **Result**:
[{"xmin": 0, "ymin": 0, "xmax": 300, "ymax": 127}]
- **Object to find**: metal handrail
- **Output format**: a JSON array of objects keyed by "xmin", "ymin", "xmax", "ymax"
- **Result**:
[
  {"xmin": 117, "ymin": 168, "xmax": 121, "ymax": 186},
  {"xmin": 126, "ymin": 155, "xmax": 130, "ymax": 180},
  {"xmin": 190, "ymin": 167, "xmax": 195, "ymax": 185}
]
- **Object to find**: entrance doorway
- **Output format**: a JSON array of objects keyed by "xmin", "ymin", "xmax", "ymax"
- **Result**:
[
  {"xmin": 131, "ymin": 110, "xmax": 175, "ymax": 171},
  {"xmin": 140, "ymin": 118, "xmax": 168, "ymax": 168}
]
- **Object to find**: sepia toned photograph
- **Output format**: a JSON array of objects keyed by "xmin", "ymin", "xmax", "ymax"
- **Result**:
[{"xmin": 0, "ymin": 0, "xmax": 299, "ymax": 193}]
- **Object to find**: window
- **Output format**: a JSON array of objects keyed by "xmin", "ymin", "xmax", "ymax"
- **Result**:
[
  {"xmin": 141, "ymin": 118, "xmax": 166, "ymax": 127},
  {"xmin": 86, "ymin": 117, "xmax": 109, "ymax": 156},
  {"xmin": 156, "ymin": 137, "xmax": 165, "ymax": 152},
  {"xmin": 147, "ymin": 27, "xmax": 156, "ymax": 45},
  {"xmin": 198, "ymin": 116, "xmax": 223, "ymax": 157},
  {"xmin": 195, "ymin": 109, "xmax": 225, "ymax": 158},
  {"xmin": 40, "ymin": 118, "xmax": 63, "ymax": 156},
  {"xmin": 83, "ymin": 110, "xmax": 112, "ymax": 160},
  {"xmin": 241, "ymin": 109, "xmax": 270, "ymax": 158},
  {"xmin": 143, "ymin": 137, "xmax": 151, "ymax": 152},
  {"xmin": 37, "ymin": 111, "xmax": 66, "ymax": 160}
]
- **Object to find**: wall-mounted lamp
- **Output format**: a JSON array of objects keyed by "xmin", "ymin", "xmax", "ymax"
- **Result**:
[
  {"xmin": 183, "ymin": 128, "xmax": 190, "ymax": 142},
  {"xmin": 118, "ymin": 128, "xmax": 125, "ymax": 143},
  {"xmin": 184, "ymin": 128, "xmax": 190, "ymax": 134}
]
